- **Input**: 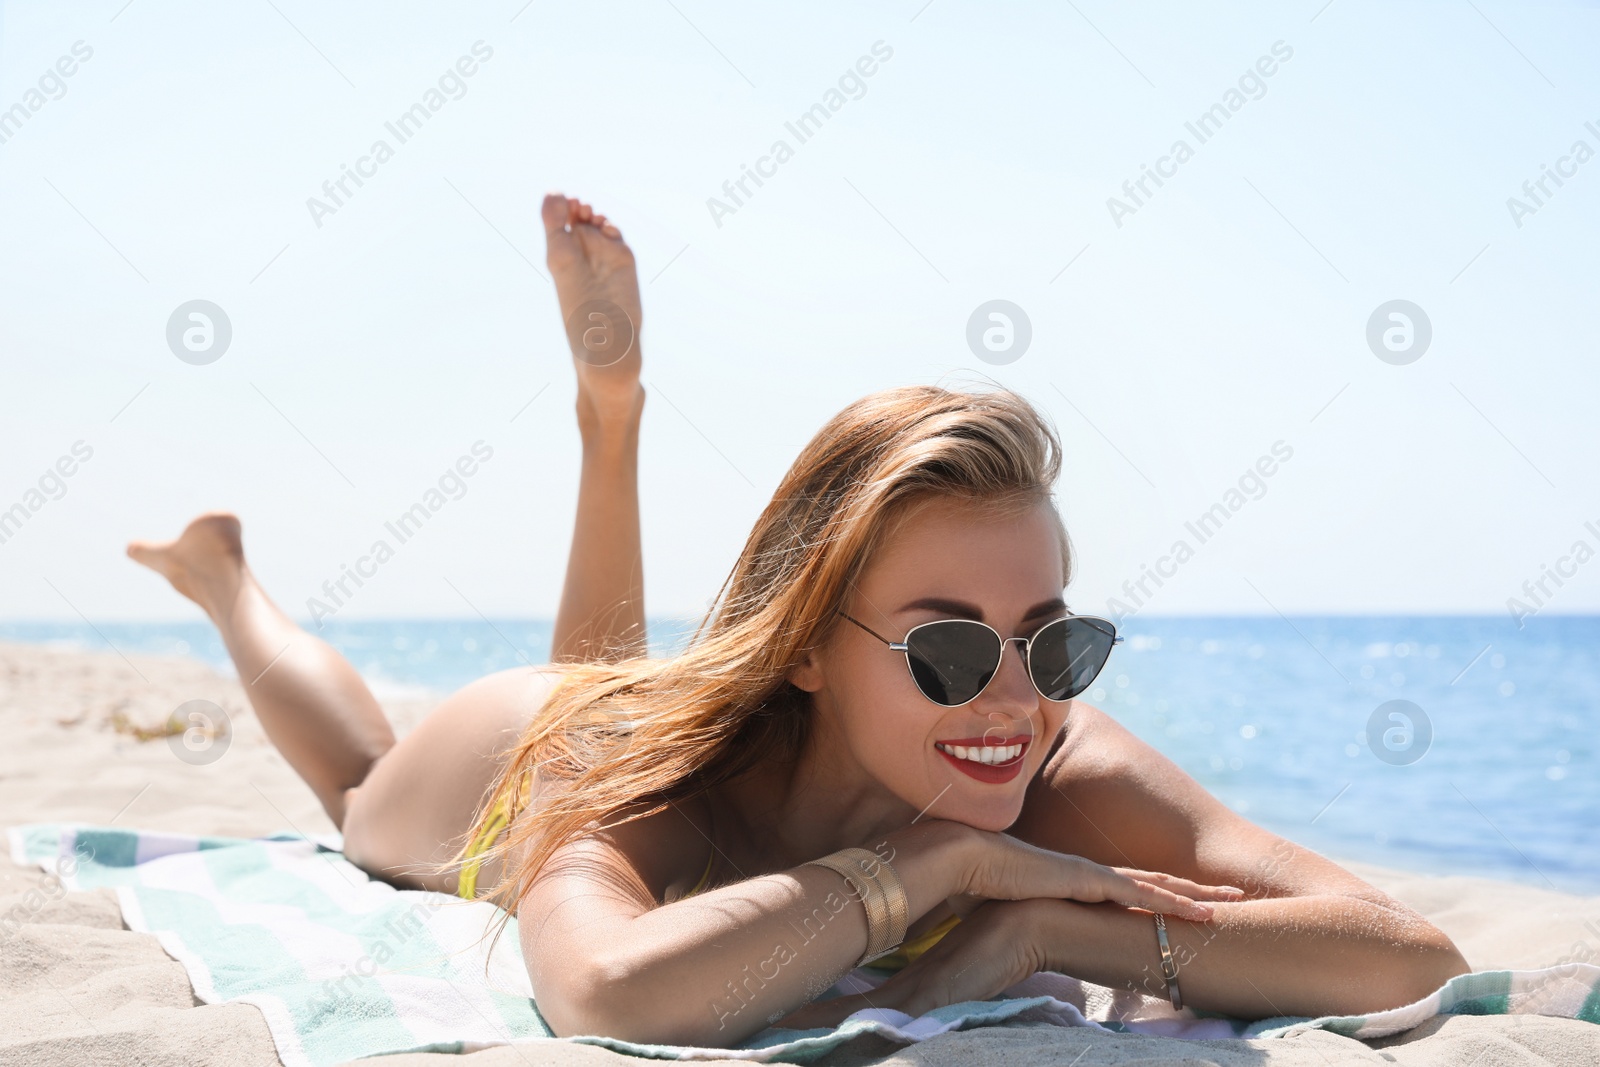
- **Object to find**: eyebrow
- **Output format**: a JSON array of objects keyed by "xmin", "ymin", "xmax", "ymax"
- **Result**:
[{"xmin": 896, "ymin": 596, "xmax": 1068, "ymax": 623}]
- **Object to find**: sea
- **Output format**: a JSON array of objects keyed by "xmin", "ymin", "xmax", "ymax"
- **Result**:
[{"xmin": 2, "ymin": 615, "xmax": 1594, "ymax": 896}]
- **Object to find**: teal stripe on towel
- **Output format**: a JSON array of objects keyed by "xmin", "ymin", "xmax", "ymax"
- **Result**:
[
  {"xmin": 1446, "ymin": 970, "xmax": 1512, "ymax": 1016},
  {"xmin": 136, "ymin": 884, "xmax": 313, "ymax": 996},
  {"xmin": 196, "ymin": 837, "xmax": 421, "ymax": 1061},
  {"xmin": 72, "ymin": 826, "xmax": 140, "ymax": 869},
  {"xmin": 1580, "ymin": 981, "xmax": 1600, "ymax": 1024}
]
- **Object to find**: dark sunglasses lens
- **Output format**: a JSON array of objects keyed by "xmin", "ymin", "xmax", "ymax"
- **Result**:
[
  {"xmin": 904, "ymin": 621, "xmax": 1002, "ymax": 706},
  {"xmin": 1028, "ymin": 618, "xmax": 1116, "ymax": 700}
]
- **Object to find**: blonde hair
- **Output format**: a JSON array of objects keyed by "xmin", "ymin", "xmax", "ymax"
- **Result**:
[{"xmin": 462, "ymin": 384, "xmax": 1072, "ymax": 921}]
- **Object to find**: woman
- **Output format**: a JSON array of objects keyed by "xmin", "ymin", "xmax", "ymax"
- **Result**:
[{"xmin": 127, "ymin": 194, "xmax": 1470, "ymax": 1048}]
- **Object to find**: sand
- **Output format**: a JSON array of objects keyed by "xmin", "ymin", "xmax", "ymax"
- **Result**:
[{"xmin": 2, "ymin": 639, "xmax": 1596, "ymax": 1066}]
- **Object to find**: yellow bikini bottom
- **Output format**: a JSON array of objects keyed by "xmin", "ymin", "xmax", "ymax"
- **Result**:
[
  {"xmin": 456, "ymin": 792, "xmax": 516, "ymax": 901},
  {"xmin": 455, "ymin": 796, "xmax": 960, "ymax": 973},
  {"xmin": 865, "ymin": 912, "xmax": 962, "ymax": 972}
]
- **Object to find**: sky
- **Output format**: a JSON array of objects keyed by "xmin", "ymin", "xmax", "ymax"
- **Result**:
[{"xmin": 1, "ymin": 0, "xmax": 1597, "ymax": 625}]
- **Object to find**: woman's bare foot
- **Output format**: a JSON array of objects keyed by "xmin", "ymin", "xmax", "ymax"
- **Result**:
[
  {"xmin": 542, "ymin": 193, "xmax": 645, "ymax": 430},
  {"xmin": 126, "ymin": 512, "xmax": 246, "ymax": 621}
]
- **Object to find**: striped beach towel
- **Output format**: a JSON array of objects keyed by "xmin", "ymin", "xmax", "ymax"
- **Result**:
[{"xmin": 8, "ymin": 823, "xmax": 1599, "ymax": 1065}]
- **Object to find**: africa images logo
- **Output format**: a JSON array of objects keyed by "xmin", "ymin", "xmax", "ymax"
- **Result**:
[{"xmin": 706, "ymin": 41, "xmax": 894, "ymax": 228}]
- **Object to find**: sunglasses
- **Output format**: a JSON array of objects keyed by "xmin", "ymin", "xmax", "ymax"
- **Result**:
[{"xmin": 839, "ymin": 610, "xmax": 1123, "ymax": 708}]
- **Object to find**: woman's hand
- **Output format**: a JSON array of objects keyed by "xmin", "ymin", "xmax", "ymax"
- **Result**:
[
  {"xmin": 951, "ymin": 825, "xmax": 1243, "ymax": 921},
  {"xmin": 773, "ymin": 825, "xmax": 1244, "ymax": 1033},
  {"xmin": 871, "ymin": 899, "xmax": 1054, "ymax": 1017},
  {"xmin": 771, "ymin": 899, "xmax": 1058, "ymax": 1029}
]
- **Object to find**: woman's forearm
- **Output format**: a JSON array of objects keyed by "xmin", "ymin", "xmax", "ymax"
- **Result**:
[
  {"xmin": 549, "ymin": 819, "xmax": 971, "ymax": 1046},
  {"xmin": 1044, "ymin": 894, "xmax": 1471, "ymax": 1019}
]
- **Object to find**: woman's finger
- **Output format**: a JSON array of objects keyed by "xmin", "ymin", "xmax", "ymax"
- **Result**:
[
  {"xmin": 772, "ymin": 992, "xmax": 876, "ymax": 1030},
  {"xmin": 1097, "ymin": 869, "xmax": 1215, "ymax": 920},
  {"xmin": 1115, "ymin": 867, "xmax": 1246, "ymax": 901},
  {"xmin": 963, "ymin": 832, "xmax": 1237, "ymax": 916}
]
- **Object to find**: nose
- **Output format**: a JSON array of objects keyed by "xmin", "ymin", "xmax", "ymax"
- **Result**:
[{"xmin": 976, "ymin": 638, "xmax": 1037, "ymax": 722}]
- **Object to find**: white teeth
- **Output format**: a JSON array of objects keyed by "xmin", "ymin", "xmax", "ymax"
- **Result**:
[{"xmin": 938, "ymin": 742, "xmax": 1022, "ymax": 764}]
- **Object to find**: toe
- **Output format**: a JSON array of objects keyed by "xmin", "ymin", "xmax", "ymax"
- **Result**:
[
  {"xmin": 125, "ymin": 539, "xmax": 170, "ymax": 570},
  {"xmin": 541, "ymin": 194, "xmax": 572, "ymax": 237}
]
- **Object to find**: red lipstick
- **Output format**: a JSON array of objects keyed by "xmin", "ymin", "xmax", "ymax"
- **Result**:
[{"xmin": 933, "ymin": 734, "xmax": 1031, "ymax": 785}]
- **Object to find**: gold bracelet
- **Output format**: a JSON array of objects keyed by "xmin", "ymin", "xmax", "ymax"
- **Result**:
[
  {"xmin": 853, "ymin": 856, "xmax": 892, "ymax": 960},
  {"xmin": 803, "ymin": 848, "xmax": 906, "ymax": 966},
  {"xmin": 1153, "ymin": 913, "xmax": 1184, "ymax": 1010},
  {"xmin": 856, "ymin": 849, "xmax": 908, "ymax": 963},
  {"xmin": 804, "ymin": 849, "xmax": 886, "ymax": 964}
]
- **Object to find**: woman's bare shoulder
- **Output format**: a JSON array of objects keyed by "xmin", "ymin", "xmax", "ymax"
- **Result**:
[
  {"xmin": 1022, "ymin": 699, "xmax": 1132, "ymax": 792},
  {"xmin": 550, "ymin": 791, "xmax": 718, "ymax": 907},
  {"xmin": 1014, "ymin": 699, "xmax": 1236, "ymax": 860},
  {"xmin": 1012, "ymin": 701, "xmax": 1399, "ymax": 904}
]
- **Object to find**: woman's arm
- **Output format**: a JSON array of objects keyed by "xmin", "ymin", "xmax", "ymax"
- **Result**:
[
  {"xmin": 798, "ymin": 889, "xmax": 1468, "ymax": 1025},
  {"xmin": 999, "ymin": 702, "xmax": 1471, "ymax": 1012},
  {"xmin": 522, "ymin": 816, "xmax": 972, "ymax": 1046},
  {"xmin": 1046, "ymin": 892, "xmax": 1469, "ymax": 1017},
  {"xmin": 519, "ymin": 808, "xmax": 1233, "ymax": 1047}
]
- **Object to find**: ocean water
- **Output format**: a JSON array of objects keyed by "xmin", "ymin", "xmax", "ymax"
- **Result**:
[
  {"xmin": 0, "ymin": 618, "xmax": 699, "ymax": 700},
  {"xmin": 3, "ymin": 615, "xmax": 1594, "ymax": 895}
]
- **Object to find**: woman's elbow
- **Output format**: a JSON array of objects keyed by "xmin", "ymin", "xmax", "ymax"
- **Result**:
[
  {"xmin": 1375, "ymin": 933, "xmax": 1472, "ymax": 1010},
  {"xmin": 537, "ymin": 954, "xmax": 730, "ymax": 1047},
  {"xmin": 1413, "ymin": 939, "xmax": 1472, "ymax": 998},
  {"xmin": 537, "ymin": 953, "xmax": 642, "ymax": 1041}
]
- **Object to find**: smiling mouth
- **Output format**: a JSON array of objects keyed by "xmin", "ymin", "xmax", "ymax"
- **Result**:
[{"xmin": 933, "ymin": 735, "xmax": 1030, "ymax": 767}]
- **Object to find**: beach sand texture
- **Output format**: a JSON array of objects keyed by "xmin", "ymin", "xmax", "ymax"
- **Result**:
[{"xmin": 2, "ymin": 640, "xmax": 1596, "ymax": 1066}]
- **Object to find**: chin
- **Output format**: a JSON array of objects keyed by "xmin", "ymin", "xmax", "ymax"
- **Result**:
[{"xmin": 947, "ymin": 794, "xmax": 1026, "ymax": 833}]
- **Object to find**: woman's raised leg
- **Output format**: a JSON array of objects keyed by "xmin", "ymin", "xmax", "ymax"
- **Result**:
[
  {"xmin": 126, "ymin": 513, "xmax": 395, "ymax": 827},
  {"xmin": 542, "ymin": 192, "xmax": 649, "ymax": 663},
  {"xmin": 335, "ymin": 193, "xmax": 657, "ymax": 893},
  {"xmin": 130, "ymin": 195, "xmax": 656, "ymax": 894}
]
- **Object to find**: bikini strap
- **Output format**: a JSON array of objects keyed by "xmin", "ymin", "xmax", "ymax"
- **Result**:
[{"xmin": 693, "ymin": 797, "xmax": 716, "ymax": 893}]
